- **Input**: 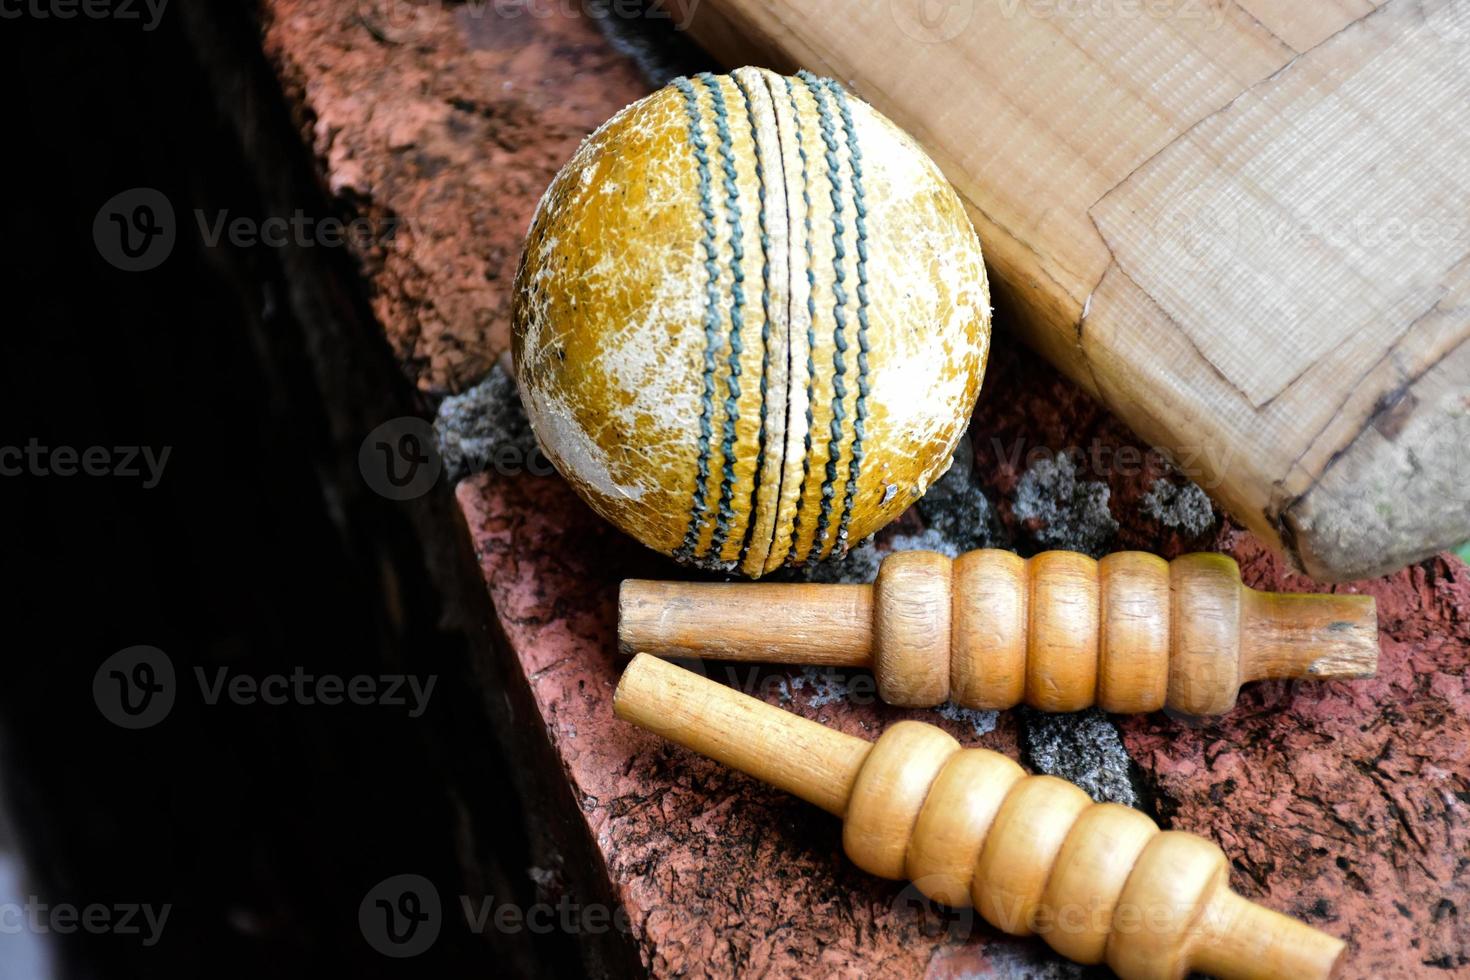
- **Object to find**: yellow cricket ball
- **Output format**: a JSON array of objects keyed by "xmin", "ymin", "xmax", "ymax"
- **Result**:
[{"xmin": 513, "ymin": 67, "xmax": 991, "ymax": 577}]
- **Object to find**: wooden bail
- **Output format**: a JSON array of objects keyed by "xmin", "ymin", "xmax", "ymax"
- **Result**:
[
  {"xmin": 618, "ymin": 549, "xmax": 1378, "ymax": 716},
  {"xmin": 614, "ymin": 654, "xmax": 1346, "ymax": 980}
]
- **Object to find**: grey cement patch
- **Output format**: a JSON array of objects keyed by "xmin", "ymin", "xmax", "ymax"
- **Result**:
[
  {"xmin": 801, "ymin": 538, "xmax": 885, "ymax": 584},
  {"xmin": 935, "ymin": 701, "xmax": 999, "ymax": 738},
  {"xmin": 973, "ymin": 940, "xmax": 1101, "ymax": 978},
  {"xmin": 1140, "ymin": 478, "xmax": 1216, "ymax": 537},
  {"xmin": 1021, "ymin": 708, "xmax": 1140, "ymax": 808},
  {"xmin": 434, "ymin": 364, "xmax": 545, "ymax": 483},
  {"xmin": 1013, "ymin": 454, "xmax": 1117, "ymax": 557},
  {"xmin": 913, "ymin": 436, "xmax": 1008, "ymax": 553}
]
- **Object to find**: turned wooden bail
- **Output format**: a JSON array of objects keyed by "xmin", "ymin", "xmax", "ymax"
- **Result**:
[
  {"xmin": 619, "ymin": 549, "xmax": 1378, "ymax": 716},
  {"xmin": 614, "ymin": 654, "xmax": 1346, "ymax": 980}
]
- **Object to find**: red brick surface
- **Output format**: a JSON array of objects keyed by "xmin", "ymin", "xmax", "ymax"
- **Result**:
[
  {"xmin": 263, "ymin": 3, "xmax": 1470, "ymax": 975},
  {"xmin": 265, "ymin": 0, "xmax": 650, "ymax": 393}
]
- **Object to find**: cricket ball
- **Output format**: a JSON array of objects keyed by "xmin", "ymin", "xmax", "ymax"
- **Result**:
[{"xmin": 513, "ymin": 67, "xmax": 991, "ymax": 577}]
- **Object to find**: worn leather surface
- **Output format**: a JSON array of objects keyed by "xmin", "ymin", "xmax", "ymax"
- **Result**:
[{"xmin": 513, "ymin": 68, "xmax": 990, "ymax": 577}]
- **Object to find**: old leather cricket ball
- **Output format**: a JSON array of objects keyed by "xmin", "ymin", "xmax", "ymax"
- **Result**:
[{"xmin": 513, "ymin": 67, "xmax": 991, "ymax": 577}]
